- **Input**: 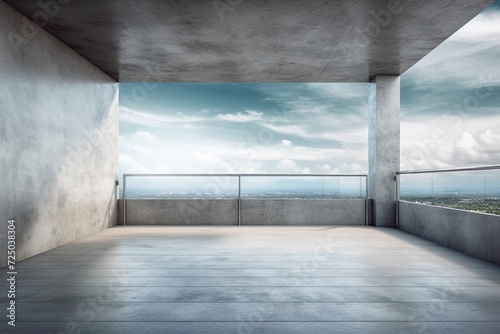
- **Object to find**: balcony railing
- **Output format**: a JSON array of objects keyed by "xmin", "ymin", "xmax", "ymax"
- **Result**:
[
  {"xmin": 122, "ymin": 173, "xmax": 368, "ymax": 226},
  {"xmin": 396, "ymin": 165, "xmax": 500, "ymax": 222}
]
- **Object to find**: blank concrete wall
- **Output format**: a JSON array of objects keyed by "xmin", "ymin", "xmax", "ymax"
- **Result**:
[
  {"xmin": 118, "ymin": 199, "xmax": 367, "ymax": 226},
  {"xmin": 242, "ymin": 200, "xmax": 366, "ymax": 225},
  {"xmin": 0, "ymin": 2, "xmax": 119, "ymax": 267},
  {"xmin": 399, "ymin": 201, "xmax": 500, "ymax": 265},
  {"xmin": 120, "ymin": 200, "xmax": 239, "ymax": 226}
]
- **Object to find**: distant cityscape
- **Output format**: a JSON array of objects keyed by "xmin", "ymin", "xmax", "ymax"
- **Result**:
[
  {"xmin": 401, "ymin": 192, "xmax": 500, "ymax": 216},
  {"xmin": 124, "ymin": 190, "xmax": 366, "ymax": 200}
]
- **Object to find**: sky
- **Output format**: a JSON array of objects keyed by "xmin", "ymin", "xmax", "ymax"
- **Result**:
[
  {"xmin": 400, "ymin": 1, "xmax": 500, "ymax": 170},
  {"xmin": 119, "ymin": 1, "xmax": 500, "ymax": 182},
  {"xmin": 120, "ymin": 83, "xmax": 369, "ymax": 178}
]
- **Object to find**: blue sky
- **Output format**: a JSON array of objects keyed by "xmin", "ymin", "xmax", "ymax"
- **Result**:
[{"xmin": 119, "ymin": 1, "xmax": 500, "ymax": 179}]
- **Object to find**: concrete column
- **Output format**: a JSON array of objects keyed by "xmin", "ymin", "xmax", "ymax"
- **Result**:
[{"xmin": 368, "ymin": 75, "xmax": 400, "ymax": 227}]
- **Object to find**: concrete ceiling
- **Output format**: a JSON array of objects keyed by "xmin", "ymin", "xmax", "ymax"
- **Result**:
[{"xmin": 5, "ymin": 0, "xmax": 493, "ymax": 82}]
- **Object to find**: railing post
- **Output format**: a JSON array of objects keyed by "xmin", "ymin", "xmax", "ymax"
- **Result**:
[
  {"xmin": 395, "ymin": 173, "xmax": 400, "ymax": 228},
  {"xmin": 365, "ymin": 175, "xmax": 369, "ymax": 226},
  {"xmin": 238, "ymin": 175, "xmax": 241, "ymax": 226},
  {"xmin": 123, "ymin": 174, "xmax": 127, "ymax": 226}
]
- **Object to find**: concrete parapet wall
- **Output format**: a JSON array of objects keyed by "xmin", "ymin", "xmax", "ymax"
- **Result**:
[
  {"xmin": 120, "ymin": 200, "xmax": 239, "ymax": 226},
  {"xmin": 118, "ymin": 199, "xmax": 367, "ymax": 226},
  {"xmin": 399, "ymin": 201, "xmax": 500, "ymax": 265},
  {"xmin": 241, "ymin": 199, "xmax": 366, "ymax": 225}
]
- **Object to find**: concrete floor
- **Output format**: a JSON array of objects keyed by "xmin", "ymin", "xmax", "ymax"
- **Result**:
[{"xmin": 2, "ymin": 226, "xmax": 500, "ymax": 333}]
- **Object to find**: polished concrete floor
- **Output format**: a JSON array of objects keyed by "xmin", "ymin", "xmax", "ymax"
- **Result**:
[{"xmin": 2, "ymin": 226, "xmax": 500, "ymax": 333}]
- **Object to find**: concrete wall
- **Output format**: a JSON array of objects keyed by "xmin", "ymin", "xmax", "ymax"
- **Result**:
[
  {"xmin": 120, "ymin": 200, "xmax": 239, "ymax": 225},
  {"xmin": 242, "ymin": 200, "xmax": 366, "ymax": 225},
  {"xmin": 399, "ymin": 201, "xmax": 500, "ymax": 265},
  {"xmin": 0, "ymin": 2, "xmax": 119, "ymax": 267},
  {"xmin": 118, "ymin": 199, "xmax": 367, "ymax": 226}
]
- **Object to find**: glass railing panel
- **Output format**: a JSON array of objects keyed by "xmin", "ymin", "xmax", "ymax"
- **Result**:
[
  {"xmin": 399, "ymin": 168, "xmax": 500, "ymax": 215},
  {"xmin": 124, "ymin": 175, "xmax": 239, "ymax": 199},
  {"xmin": 240, "ymin": 175, "xmax": 366, "ymax": 199}
]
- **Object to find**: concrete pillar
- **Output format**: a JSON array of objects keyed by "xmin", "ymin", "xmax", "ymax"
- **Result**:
[{"xmin": 368, "ymin": 75, "xmax": 400, "ymax": 227}]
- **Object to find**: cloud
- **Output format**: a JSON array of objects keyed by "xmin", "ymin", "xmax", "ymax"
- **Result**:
[
  {"xmin": 277, "ymin": 159, "xmax": 311, "ymax": 174},
  {"xmin": 156, "ymin": 164, "xmax": 171, "ymax": 174},
  {"xmin": 317, "ymin": 162, "xmax": 366, "ymax": 174},
  {"xmin": 306, "ymin": 83, "xmax": 370, "ymax": 101},
  {"xmin": 331, "ymin": 163, "xmax": 366, "ymax": 174},
  {"xmin": 227, "ymin": 161, "xmax": 266, "ymax": 174},
  {"xmin": 451, "ymin": 10, "xmax": 500, "ymax": 43},
  {"xmin": 319, "ymin": 164, "xmax": 332, "ymax": 172},
  {"xmin": 120, "ymin": 106, "xmax": 205, "ymax": 128},
  {"xmin": 258, "ymin": 123, "xmax": 313, "ymax": 139},
  {"xmin": 119, "ymin": 154, "xmax": 150, "ymax": 174},
  {"xmin": 401, "ymin": 6, "xmax": 500, "ymax": 121},
  {"xmin": 215, "ymin": 110, "xmax": 263, "ymax": 122},
  {"xmin": 135, "ymin": 130, "xmax": 155, "ymax": 142},
  {"xmin": 452, "ymin": 128, "xmax": 500, "ymax": 164},
  {"xmin": 193, "ymin": 151, "xmax": 265, "ymax": 173},
  {"xmin": 476, "ymin": 127, "xmax": 500, "ymax": 152},
  {"xmin": 260, "ymin": 122, "xmax": 365, "ymax": 145},
  {"xmin": 400, "ymin": 4, "xmax": 500, "ymax": 170},
  {"xmin": 284, "ymin": 96, "xmax": 328, "ymax": 115},
  {"xmin": 401, "ymin": 125, "xmax": 500, "ymax": 170},
  {"xmin": 263, "ymin": 84, "xmax": 369, "ymax": 118},
  {"xmin": 119, "ymin": 83, "xmax": 371, "ymax": 175}
]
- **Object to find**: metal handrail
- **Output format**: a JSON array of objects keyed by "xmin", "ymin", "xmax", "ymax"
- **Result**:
[
  {"xmin": 124, "ymin": 173, "xmax": 368, "ymax": 177},
  {"xmin": 396, "ymin": 165, "xmax": 500, "ymax": 175},
  {"xmin": 123, "ymin": 173, "xmax": 369, "ymax": 226}
]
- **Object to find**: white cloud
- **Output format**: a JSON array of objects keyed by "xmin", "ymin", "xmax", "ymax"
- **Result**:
[
  {"xmin": 120, "ymin": 128, "xmax": 368, "ymax": 175},
  {"xmin": 475, "ymin": 127, "xmax": 500, "ymax": 153},
  {"xmin": 400, "ymin": 8, "xmax": 500, "ymax": 94},
  {"xmin": 261, "ymin": 124, "xmax": 310, "ymax": 138},
  {"xmin": 215, "ymin": 110, "xmax": 263, "ymax": 122},
  {"xmin": 120, "ymin": 106, "xmax": 205, "ymax": 128},
  {"xmin": 319, "ymin": 164, "xmax": 332, "ymax": 172},
  {"xmin": 120, "ymin": 82, "xmax": 373, "ymax": 175},
  {"xmin": 401, "ymin": 124, "xmax": 500, "ymax": 170},
  {"xmin": 278, "ymin": 159, "xmax": 296, "ymax": 170},
  {"xmin": 305, "ymin": 83, "xmax": 369, "ymax": 100},
  {"xmin": 192, "ymin": 151, "xmax": 265, "ymax": 174},
  {"xmin": 182, "ymin": 124, "xmax": 197, "ymax": 130},
  {"xmin": 330, "ymin": 162, "xmax": 366, "ymax": 174},
  {"xmin": 227, "ymin": 161, "xmax": 266, "ymax": 174},
  {"xmin": 452, "ymin": 128, "xmax": 500, "ymax": 164},
  {"xmin": 135, "ymin": 130, "xmax": 155, "ymax": 142},
  {"xmin": 451, "ymin": 11, "xmax": 500, "ymax": 43},
  {"xmin": 119, "ymin": 154, "xmax": 150, "ymax": 174},
  {"xmin": 156, "ymin": 164, "xmax": 171, "ymax": 174},
  {"xmin": 453, "ymin": 132, "xmax": 478, "ymax": 161},
  {"xmin": 277, "ymin": 159, "xmax": 311, "ymax": 174},
  {"xmin": 260, "ymin": 122, "xmax": 366, "ymax": 143},
  {"xmin": 284, "ymin": 96, "xmax": 328, "ymax": 114}
]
